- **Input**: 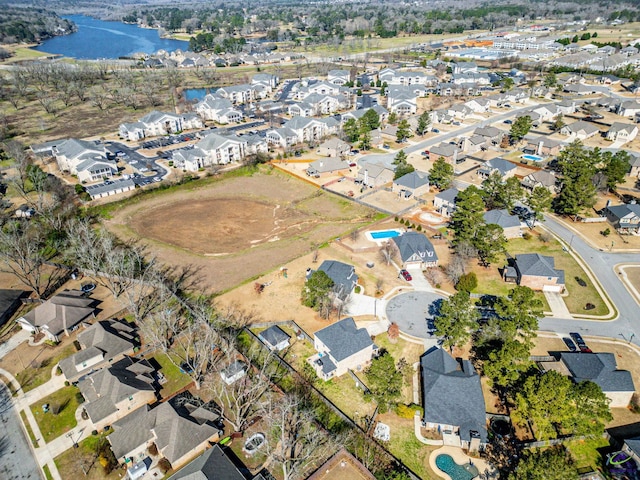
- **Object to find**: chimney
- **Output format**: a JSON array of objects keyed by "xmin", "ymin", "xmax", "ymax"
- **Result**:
[
  {"xmin": 364, "ymin": 169, "xmax": 369, "ymax": 186},
  {"xmin": 453, "ymin": 149, "xmax": 458, "ymax": 162},
  {"xmin": 606, "ymin": 199, "xmax": 612, "ymax": 207},
  {"xmin": 537, "ymin": 140, "xmax": 544, "ymax": 156}
]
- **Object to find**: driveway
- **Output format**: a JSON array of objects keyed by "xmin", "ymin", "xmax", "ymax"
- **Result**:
[
  {"xmin": 0, "ymin": 329, "xmax": 30, "ymax": 359},
  {"xmin": 346, "ymin": 293, "xmax": 382, "ymax": 317},
  {"xmin": 386, "ymin": 291, "xmax": 446, "ymax": 339},
  {"xmin": 543, "ymin": 291, "xmax": 572, "ymax": 319},
  {"xmin": 405, "ymin": 265, "xmax": 434, "ymax": 291}
]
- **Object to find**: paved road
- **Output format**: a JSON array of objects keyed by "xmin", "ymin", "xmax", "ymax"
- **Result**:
[
  {"xmin": 386, "ymin": 291, "xmax": 445, "ymax": 339},
  {"xmin": 538, "ymin": 215, "xmax": 640, "ymax": 343},
  {"xmin": 0, "ymin": 383, "xmax": 41, "ymax": 480}
]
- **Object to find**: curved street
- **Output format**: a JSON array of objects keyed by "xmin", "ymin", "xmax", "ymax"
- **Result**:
[{"xmin": 538, "ymin": 215, "xmax": 640, "ymax": 344}]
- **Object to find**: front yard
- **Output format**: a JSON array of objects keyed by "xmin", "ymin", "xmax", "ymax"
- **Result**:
[
  {"xmin": 10, "ymin": 342, "xmax": 76, "ymax": 393},
  {"xmin": 30, "ymin": 386, "xmax": 81, "ymax": 442},
  {"xmin": 54, "ymin": 432, "xmax": 121, "ymax": 480}
]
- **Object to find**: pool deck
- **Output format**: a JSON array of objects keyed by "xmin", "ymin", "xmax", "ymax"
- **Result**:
[{"xmin": 430, "ymin": 446, "xmax": 496, "ymax": 480}]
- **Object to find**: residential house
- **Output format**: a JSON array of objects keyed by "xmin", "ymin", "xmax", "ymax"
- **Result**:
[
  {"xmin": 306, "ymin": 81, "xmax": 342, "ymax": 97},
  {"xmin": 120, "ymin": 111, "xmax": 203, "ymax": 140},
  {"xmin": 421, "ymin": 347, "xmax": 487, "ymax": 451},
  {"xmin": 310, "ymin": 317, "xmax": 377, "ymax": 380},
  {"xmin": 524, "ymin": 136, "xmax": 563, "ymax": 157},
  {"xmin": 606, "ymin": 123, "xmax": 638, "ymax": 142},
  {"xmin": 220, "ymin": 360, "xmax": 248, "ymax": 385},
  {"xmin": 521, "ymin": 170, "xmax": 557, "ymax": 193},
  {"xmin": 85, "ymin": 178, "xmax": 136, "ymax": 200},
  {"xmin": 195, "ymin": 95, "xmax": 243, "ymax": 124},
  {"xmin": 556, "ymin": 99, "xmax": 578, "ymax": 115},
  {"xmin": 0, "ymin": 289, "xmax": 25, "ymax": 328},
  {"xmin": 559, "ymin": 352, "xmax": 635, "ymax": 407},
  {"xmin": 306, "ymin": 157, "xmax": 350, "ymax": 177},
  {"xmin": 357, "ymin": 163, "xmax": 394, "ymax": 188},
  {"xmin": 327, "ymin": 69, "xmax": 351, "ymax": 85},
  {"xmin": 451, "ymin": 72, "xmax": 491, "ymax": 85},
  {"xmin": 433, "ymin": 187, "xmax": 459, "ymax": 217},
  {"xmin": 460, "ymin": 135, "xmax": 487, "ymax": 154},
  {"xmin": 602, "ymin": 203, "xmax": 640, "ymax": 234},
  {"xmin": 453, "ymin": 61, "xmax": 478, "ymax": 74},
  {"xmin": 168, "ymin": 444, "xmax": 263, "ymax": 480},
  {"xmin": 16, "ymin": 290, "xmax": 97, "ymax": 342},
  {"xmin": 59, "ymin": 319, "xmax": 138, "ymax": 382},
  {"xmin": 464, "ymin": 97, "xmax": 491, "ymax": 113},
  {"xmin": 317, "ymin": 137, "xmax": 350, "ymax": 158},
  {"xmin": 53, "ymin": 138, "xmax": 117, "ymax": 183},
  {"xmin": 532, "ymin": 105, "xmax": 559, "ymax": 121},
  {"xmin": 258, "ymin": 325, "xmax": 290, "ymax": 352},
  {"xmin": 629, "ymin": 154, "xmax": 640, "ymax": 177},
  {"xmin": 79, "ymin": 357, "xmax": 157, "ymax": 430},
  {"xmin": 108, "ymin": 401, "xmax": 221, "ymax": 469},
  {"xmin": 288, "ymin": 102, "xmax": 315, "ymax": 117},
  {"xmin": 341, "ymin": 105, "xmax": 389, "ymax": 125},
  {"xmin": 280, "ymin": 116, "xmax": 330, "ymax": 145},
  {"xmin": 477, "ymin": 158, "xmax": 517, "ymax": 179},
  {"xmin": 307, "ymin": 449, "xmax": 376, "ymax": 480},
  {"xmin": 266, "ymin": 127, "xmax": 299, "ymax": 148},
  {"xmin": 392, "ymin": 170, "xmax": 430, "ymax": 199},
  {"xmin": 387, "ymin": 86, "xmax": 420, "ymax": 115},
  {"xmin": 391, "ymin": 232, "xmax": 438, "ymax": 268},
  {"xmin": 429, "ymin": 143, "xmax": 462, "ymax": 164},
  {"xmin": 560, "ymin": 120, "xmax": 600, "ymax": 140},
  {"xmin": 474, "ymin": 126, "xmax": 504, "ymax": 146},
  {"xmin": 316, "ymin": 260, "xmax": 359, "ymax": 297},
  {"xmin": 564, "ymin": 83, "xmax": 599, "ymax": 95},
  {"xmin": 303, "ymin": 93, "xmax": 345, "ymax": 114},
  {"xmin": 621, "ymin": 437, "xmax": 640, "ymax": 468},
  {"xmin": 503, "ymin": 253, "xmax": 565, "ymax": 292},
  {"xmin": 483, "ymin": 209, "xmax": 523, "ymax": 238},
  {"xmin": 618, "ymin": 100, "xmax": 640, "ymax": 118}
]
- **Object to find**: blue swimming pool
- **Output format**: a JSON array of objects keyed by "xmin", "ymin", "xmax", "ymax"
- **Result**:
[
  {"xmin": 370, "ymin": 230, "xmax": 401, "ymax": 240},
  {"xmin": 521, "ymin": 154, "xmax": 543, "ymax": 162},
  {"xmin": 435, "ymin": 454, "xmax": 478, "ymax": 480}
]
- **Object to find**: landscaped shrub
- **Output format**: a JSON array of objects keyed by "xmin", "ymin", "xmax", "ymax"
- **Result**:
[
  {"xmin": 456, "ymin": 272, "xmax": 478, "ymax": 292},
  {"xmin": 75, "ymin": 392, "xmax": 85, "ymax": 404},
  {"xmin": 395, "ymin": 403, "xmax": 424, "ymax": 419},
  {"xmin": 416, "ymin": 225, "xmax": 422, "ymax": 231},
  {"xmin": 601, "ymin": 228, "xmax": 611, "ymax": 237},
  {"xmin": 394, "ymin": 216, "xmax": 399, "ymax": 222},
  {"xmin": 158, "ymin": 458, "xmax": 172, "ymax": 474},
  {"xmin": 522, "ymin": 231, "xmax": 532, "ymax": 240}
]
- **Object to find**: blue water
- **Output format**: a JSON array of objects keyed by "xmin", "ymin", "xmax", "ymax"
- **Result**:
[
  {"xmin": 184, "ymin": 88, "xmax": 217, "ymax": 101},
  {"xmin": 522, "ymin": 154, "xmax": 543, "ymax": 162},
  {"xmin": 435, "ymin": 454, "xmax": 477, "ymax": 480},
  {"xmin": 34, "ymin": 15, "xmax": 188, "ymax": 59},
  {"xmin": 371, "ymin": 230, "xmax": 400, "ymax": 240}
]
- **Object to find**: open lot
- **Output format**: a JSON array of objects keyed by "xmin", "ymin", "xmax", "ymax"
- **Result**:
[{"xmin": 104, "ymin": 168, "xmax": 378, "ymax": 294}]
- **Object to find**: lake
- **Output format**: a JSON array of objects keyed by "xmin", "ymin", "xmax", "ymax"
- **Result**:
[{"xmin": 34, "ymin": 15, "xmax": 188, "ymax": 60}]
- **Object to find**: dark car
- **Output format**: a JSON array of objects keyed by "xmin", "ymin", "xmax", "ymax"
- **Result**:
[
  {"xmin": 399, "ymin": 269, "xmax": 412, "ymax": 281},
  {"xmin": 570, "ymin": 332, "xmax": 591, "ymax": 352},
  {"xmin": 563, "ymin": 337, "xmax": 578, "ymax": 352}
]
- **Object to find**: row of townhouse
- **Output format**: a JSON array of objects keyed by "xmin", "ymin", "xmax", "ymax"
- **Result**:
[
  {"xmin": 266, "ymin": 115, "xmax": 340, "ymax": 148},
  {"xmin": 119, "ymin": 111, "xmax": 204, "ymax": 142},
  {"xmin": 49, "ymin": 139, "xmax": 117, "ymax": 183},
  {"xmin": 378, "ymin": 67, "xmax": 439, "ymax": 87}
]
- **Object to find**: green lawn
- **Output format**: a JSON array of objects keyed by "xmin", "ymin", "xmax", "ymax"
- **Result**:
[
  {"xmin": 508, "ymin": 233, "xmax": 609, "ymax": 316},
  {"xmin": 16, "ymin": 344, "xmax": 77, "ymax": 393},
  {"xmin": 20, "ymin": 410, "xmax": 38, "ymax": 447},
  {"xmin": 148, "ymin": 352, "xmax": 193, "ymax": 397},
  {"xmin": 385, "ymin": 416, "xmax": 439, "ymax": 479},
  {"xmin": 565, "ymin": 436, "xmax": 611, "ymax": 472},
  {"xmin": 30, "ymin": 386, "xmax": 81, "ymax": 442}
]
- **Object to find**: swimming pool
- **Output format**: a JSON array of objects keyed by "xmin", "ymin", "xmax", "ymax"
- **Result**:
[
  {"xmin": 521, "ymin": 154, "xmax": 543, "ymax": 162},
  {"xmin": 434, "ymin": 454, "xmax": 478, "ymax": 480},
  {"xmin": 366, "ymin": 229, "xmax": 403, "ymax": 241}
]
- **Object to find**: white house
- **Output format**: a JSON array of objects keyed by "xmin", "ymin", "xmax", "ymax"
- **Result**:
[
  {"xmin": 172, "ymin": 133, "xmax": 247, "ymax": 171},
  {"xmin": 327, "ymin": 69, "xmax": 351, "ymax": 85},
  {"xmin": 606, "ymin": 122, "xmax": 638, "ymax": 142},
  {"xmin": 53, "ymin": 138, "xmax": 117, "ymax": 183},
  {"xmin": 195, "ymin": 95, "xmax": 243, "ymax": 124}
]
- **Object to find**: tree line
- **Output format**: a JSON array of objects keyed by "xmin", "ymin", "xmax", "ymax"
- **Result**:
[{"xmin": 0, "ymin": 7, "xmax": 76, "ymax": 45}]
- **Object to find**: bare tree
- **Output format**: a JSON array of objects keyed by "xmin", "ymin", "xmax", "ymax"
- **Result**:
[
  {"xmin": 261, "ymin": 393, "xmax": 336, "ymax": 480},
  {"xmin": 0, "ymin": 221, "xmax": 67, "ymax": 298},
  {"xmin": 444, "ymin": 256, "xmax": 466, "ymax": 285},
  {"xmin": 205, "ymin": 344, "xmax": 284, "ymax": 432},
  {"xmin": 378, "ymin": 241, "xmax": 397, "ymax": 266}
]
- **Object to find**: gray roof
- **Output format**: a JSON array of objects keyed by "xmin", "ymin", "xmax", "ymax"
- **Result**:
[
  {"xmin": 474, "ymin": 126, "xmax": 502, "ymax": 138},
  {"xmin": 139, "ymin": 110, "xmax": 180, "ymax": 124},
  {"xmin": 20, "ymin": 290, "xmax": 96, "ymax": 336},
  {"xmin": 394, "ymin": 170, "xmax": 429, "ymax": 190},
  {"xmin": 430, "ymin": 143, "xmax": 458, "ymax": 158},
  {"xmin": 482, "ymin": 158, "xmax": 516, "ymax": 176},
  {"xmin": 560, "ymin": 352, "xmax": 635, "ymax": 392},
  {"xmin": 483, "ymin": 209, "xmax": 521, "ymax": 229},
  {"xmin": 59, "ymin": 319, "xmax": 137, "ymax": 380},
  {"xmin": 392, "ymin": 232, "xmax": 438, "ymax": 264},
  {"xmin": 85, "ymin": 178, "xmax": 135, "ymax": 197},
  {"xmin": 522, "ymin": 170, "xmax": 556, "ymax": 188},
  {"xmin": 564, "ymin": 120, "xmax": 599, "ymax": 135},
  {"xmin": 515, "ymin": 253, "xmax": 565, "ymax": 283},
  {"xmin": 421, "ymin": 347, "xmax": 487, "ymax": 442},
  {"xmin": 315, "ymin": 317, "xmax": 373, "ymax": 363},
  {"xmin": 604, "ymin": 203, "xmax": 640, "ymax": 220},
  {"xmin": 197, "ymin": 133, "xmax": 244, "ymax": 152},
  {"xmin": 221, "ymin": 360, "xmax": 247, "ymax": 378},
  {"xmin": 258, "ymin": 325, "xmax": 290, "ymax": 349},
  {"xmin": 54, "ymin": 138, "xmax": 105, "ymax": 160},
  {"xmin": 435, "ymin": 187, "xmax": 459, "ymax": 204},
  {"xmin": 79, "ymin": 357, "xmax": 156, "ymax": 424},
  {"xmin": 308, "ymin": 157, "xmax": 348, "ymax": 174},
  {"xmin": 317, "ymin": 260, "xmax": 358, "ymax": 295},
  {"xmin": 109, "ymin": 401, "xmax": 218, "ymax": 464},
  {"xmin": 625, "ymin": 437, "xmax": 640, "ymax": 457},
  {"xmin": 0, "ymin": 289, "xmax": 24, "ymax": 324},
  {"xmin": 168, "ymin": 445, "xmax": 244, "ymax": 480},
  {"xmin": 608, "ymin": 122, "xmax": 637, "ymax": 135}
]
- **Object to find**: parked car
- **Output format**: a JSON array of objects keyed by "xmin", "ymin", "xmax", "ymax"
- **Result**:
[
  {"xmin": 432, "ymin": 128, "xmax": 440, "ymax": 133},
  {"xmin": 569, "ymin": 332, "xmax": 591, "ymax": 352},
  {"xmin": 399, "ymin": 269, "xmax": 412, "ymax": 281},
  {"xmin": 503, "ymin": 119, "xmax": 513, "ymax": 124},
  {"xmin": 563, "ymin": 337, "xmax": 578, "ymax": 352}
]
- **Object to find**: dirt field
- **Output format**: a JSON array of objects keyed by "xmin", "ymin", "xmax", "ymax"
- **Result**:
[{"xmin": 104, "ymin": 169, "xmax": 378, "ymax": 294}]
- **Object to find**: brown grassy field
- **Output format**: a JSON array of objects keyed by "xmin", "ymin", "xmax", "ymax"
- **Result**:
[{"xmin": 104, "ymin": 168, "xmax": 378, "ymax": 294}]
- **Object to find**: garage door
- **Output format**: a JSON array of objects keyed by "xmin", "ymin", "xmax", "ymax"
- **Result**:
[{"xmin": 542, "ymin": 285, "xmax": 563, "ymax": 293}]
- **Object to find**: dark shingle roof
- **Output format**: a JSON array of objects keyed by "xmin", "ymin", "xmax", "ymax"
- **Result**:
[
  {"xmin": 560, "ymin": 352, "xmax": 635, "ymax": 392},
  {"xmin": 394, "ymin": 170, "xmax": 429, "ymax": 190},
  {"xmin": 258, "ymin": 325, "xmax": 290, "ymax": 349},
  {"xmin": 315, "ymin": 317, "xmax": 373, "ymax": 363},
  {"xmin": 317, "ymin": 260, "xmax": 358, "ymax": 295},
  {"xmin": 604, "ymin": 203, "xmax": 640, "ymax": 220},
  {"xmin": 483, "ymin": 209, "xmax": 521, "ymax": 229},
  {"xmin": 435, "ymin": 187, "xmax": 459, "ymax": 204},
  {"xmin": 392, "ymin": 232, "xmax": 438, "ymax": 264},
  {"xmin": 168, "ymin": 445, "xmax": 245, "ymax": 480},
  {"xmin": 515, "ymin": 253, "xmax": 565, "ymax": 284},
  {"xmin": 421, "ymin": 347, "xmax": 487, "ymax": 442}
]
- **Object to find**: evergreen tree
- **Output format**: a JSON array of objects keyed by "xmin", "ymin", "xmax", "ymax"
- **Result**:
[
  {"xmin": 396, "ymin": 119, "xmax": 411, "ymax": 142},
  {"xmin": 434, "ymin": 291, "xmax": 479, "ymax": 350},
  {"xmin": 509, "ymin": 115, "xmax": 532, "ymax": 142},
  {"xmin": 416, "ymin": 111, "xmax": 431, "ymax": 136},
  {"xmin": 429, "ymin": 157, "xmax": 454, "ymax": 190},
  {"xmin": 450, "ymin": 185, "xmax": 486, "ymax": 245}
]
